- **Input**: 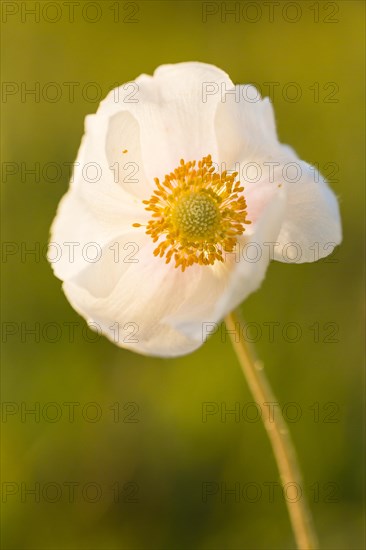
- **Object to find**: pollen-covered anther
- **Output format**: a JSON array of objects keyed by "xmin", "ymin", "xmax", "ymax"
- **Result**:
[{"xmin": 136, "ymin": 155, "xmax": 251, "ymax": 271}]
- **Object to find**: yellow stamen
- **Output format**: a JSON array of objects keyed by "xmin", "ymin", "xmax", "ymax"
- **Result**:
[{"xmin": 134, "ymin": 155, "xmax": 251, "ymax": 272}]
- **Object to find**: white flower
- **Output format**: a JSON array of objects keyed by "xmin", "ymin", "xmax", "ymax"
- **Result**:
[{"xmin": 50, "ymin": 62, "xmax": 342, "ymax": 357}]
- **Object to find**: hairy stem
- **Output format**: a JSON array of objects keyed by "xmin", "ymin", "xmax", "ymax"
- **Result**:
[{"xmin": 225, "ymin": 310, "xmax": 318, "ymax": 549}]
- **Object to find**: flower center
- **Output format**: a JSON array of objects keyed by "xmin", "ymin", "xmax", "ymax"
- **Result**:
[
  {"xmin": 171, "ymin": 191, "xmax": 220, "ymax": 241},
  {"xmin": 133, "ymin": 155, "xmax": 251, "ymax": 271}
]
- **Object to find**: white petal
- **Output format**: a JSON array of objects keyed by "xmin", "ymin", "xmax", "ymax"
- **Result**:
[
  {"xmin": 61, "ymin": 230, "xmax": 237, "ymax": 357},
  {"xmin": 270, "ymin": 161, "xmax": 342, "ymax": 262},
  {"xmin": 214, "ymin": 89, "xmax": 341, "ymax": 263},
  {"xmin": 50, "ymin": 189, "xmax": 146, "ymax": 280},
  {"xmin": 215, "ymin": 86, "xmax": 291, "ymax": 169},
  {"xmin": 77, "ymin": 113, "xmax": 152, "ymax": 204},
  {"xmin": 99, "ymin": 62, "xmax": 235, "ymax": 183},
  {"xmin": 105, "ymin": 110, "xmax": 152, "ymax": 199},
  {"xmin": 235, "ymin": 159, "xmax": 342, "ymax": 264}
]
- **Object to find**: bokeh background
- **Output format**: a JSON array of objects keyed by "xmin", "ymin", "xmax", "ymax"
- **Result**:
[{"xmin": 1, "ymin": 1, "xmax": 364, "ymax": 548}]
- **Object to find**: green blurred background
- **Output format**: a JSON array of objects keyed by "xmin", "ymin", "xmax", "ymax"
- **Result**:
[{"xmin": 1, "ymin": 1, "xmax": 364, "ymax": 548}]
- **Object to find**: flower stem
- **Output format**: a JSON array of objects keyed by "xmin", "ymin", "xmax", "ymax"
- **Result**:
[{"xmin": 225, "ymin": 310, "xmax": 319, "ymax": 550}]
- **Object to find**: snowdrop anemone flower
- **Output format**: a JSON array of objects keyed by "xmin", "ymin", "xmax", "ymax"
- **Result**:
[{"xmin": 50, "ymin": 62, "xmax": 341, "ymax": 357}]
